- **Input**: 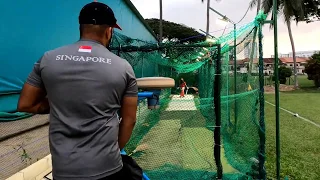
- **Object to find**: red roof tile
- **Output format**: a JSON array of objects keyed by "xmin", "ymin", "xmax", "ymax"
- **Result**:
[
  {"xmin": 230, "ymin": 58, "xmax": 278, "ymax": 65},
  {"xmin": 280, "ymin": 57, "xmax": 309, "ymax": 63}
]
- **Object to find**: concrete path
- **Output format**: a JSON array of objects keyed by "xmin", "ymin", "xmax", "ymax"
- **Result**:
[{"xmin": 165, "ymin": 95, "xmax": 197, "ymax": 111}]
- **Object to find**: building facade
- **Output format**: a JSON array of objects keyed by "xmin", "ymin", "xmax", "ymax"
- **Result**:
[
  {"xmin": 271, "ymin": 50, "xmax": 319, "ymax": 58},
  {"xmin": 279, "ymin": 57, "xmax": 309, "ymax": 74},
  {"xmin": 288, "ymin": 50, "xmax": 318, "ymax": 58},
  {"xmin": 230, "ymin": 57, "xmax": 309, "ymax": 75}
]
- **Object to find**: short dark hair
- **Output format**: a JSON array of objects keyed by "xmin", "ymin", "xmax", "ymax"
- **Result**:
[{"xmin": 79, "ymin": 24, "xmax": 110, "ymax": 38}]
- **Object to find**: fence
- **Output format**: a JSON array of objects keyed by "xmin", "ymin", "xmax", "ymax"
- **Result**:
[{"xmin": 0, "ymin": 12, "xmax": 267, "ymax": 180}]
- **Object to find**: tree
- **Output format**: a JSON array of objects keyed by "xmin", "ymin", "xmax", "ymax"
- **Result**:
[
  {"xmin": 145, "ymin": 18, "xmax": 206, "ymax": 43},
  {"xmin": 303, "ymin": 0, "xmax": 320, "ymax": 23},
  {"xmin": 249, "ymin": 0, "xmax": 311, "ymax": 89},
  {"xmin": 279, "ymin": 66, "xmax": 292, "ymax": 84},
  {"xmin": 271, "ymin": 66, "xmax": 292, "ymax": 84},
  {"xmin": 304, "ymin": 51, "xmax": 320, "ymax": 87}
]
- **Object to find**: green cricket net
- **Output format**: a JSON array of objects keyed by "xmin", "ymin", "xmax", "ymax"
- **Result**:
[{"xmin": 110, "ymin": 12, "xmax": 267, "ymax": 180}]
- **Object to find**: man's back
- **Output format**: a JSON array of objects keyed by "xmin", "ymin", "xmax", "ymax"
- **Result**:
[
  {"xmin": 35, "ymin": 39, "xmax": 137, "ymax": 179},
  {"xmin": 16, "ymin": 2, "xmax": 139, "ymax": 179}
]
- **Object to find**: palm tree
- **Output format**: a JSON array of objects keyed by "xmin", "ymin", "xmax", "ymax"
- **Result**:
[
  {"xmin": 250, "ymin": 0, "xmax": 305, "ymax": 89},
  {"xmin": 247, "ymin": 0, "xmax": 261, "ymax": 74}
]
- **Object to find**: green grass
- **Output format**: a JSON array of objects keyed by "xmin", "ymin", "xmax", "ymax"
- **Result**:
[
  {"xmin": 264, "ymin": 75, "xmax": 320, "ymax": 179},
  {"xmin": 181, "ymin": 128, "xmax": 235, "ymax": 173},
  {"xmin": 295, "ymin": 75, "xmax": 315, "ymax": 88},
  {"xmin": 264, "ymin": 103, "xmax": 320, "ymax": 180},
  {"xmin": 265, "ymin": 93, "xmax": 320, "ymax": 125},
  {"xmin": 265, "ymin": 75, "xmax": 316, "ymax": 89},
  {"xmin": 134, "ymin": 95, "xmax": 238, "ymax": 179}
]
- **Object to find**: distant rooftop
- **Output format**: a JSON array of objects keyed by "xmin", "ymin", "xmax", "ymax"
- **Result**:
[{"xmin": 229, "ymin": 57, "xmax": 309, "ymax": 65}]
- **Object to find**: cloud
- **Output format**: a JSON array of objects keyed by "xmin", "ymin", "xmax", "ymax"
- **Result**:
[{"xmin": 131, "ymin": 0, "xmax": 320, "ymax": 57}]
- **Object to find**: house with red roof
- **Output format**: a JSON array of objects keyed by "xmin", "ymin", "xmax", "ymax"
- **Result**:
[
  {"xmin": 229, "ymin": 57, "xmax": 309, "ymax": 75},
  {"xmin": 229, "ymin": 58, "xmax": 277, "ymax": 75},
  {"xmin": 279, "ymin": 57, "xmax": 309, "ymax": 74}
]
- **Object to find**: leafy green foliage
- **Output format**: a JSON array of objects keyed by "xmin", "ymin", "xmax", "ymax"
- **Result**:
[
  {"xmin": 272, "ymin": 66, "xmax": 292, "ymax": 84},
  {"xmin": 304, "ymin": 51, "xmax": 320, "ymax": 87},
  {"xmin": 303, "ymin": 0, "xmax": 320, "ymax": 23},
  {"xmin": 249, "ymin": 0, "xmax": 320, "ymax": 23},
  {"xmin": 145, "ymin": 18, "xmax": 206, "ymax": 43},
  {"xmin": 279, "ymin": 66, "xmax": 292, "ymax": 84},
  {"xmin": 279, "ymin": 66, "xmax": 292, "ymax": 78}
]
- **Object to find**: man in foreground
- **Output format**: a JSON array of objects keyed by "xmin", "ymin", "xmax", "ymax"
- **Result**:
[{"xmin": 17, "ymin": 2, "xmax": 138, "ymax": 180}]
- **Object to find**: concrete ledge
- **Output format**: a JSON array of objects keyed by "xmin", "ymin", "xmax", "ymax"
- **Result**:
[
  {"xmin": 0, "ymin": 115, "xmax": 49, "ymax": 141},
  {"xmin": 7, "ymin": 154, "xmax": 52, "ymax": 180}
]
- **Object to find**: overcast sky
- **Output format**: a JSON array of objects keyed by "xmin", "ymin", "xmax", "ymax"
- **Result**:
[{"xmin": 131, "ymin": 0, "xmax": 320, "ymax": 58}]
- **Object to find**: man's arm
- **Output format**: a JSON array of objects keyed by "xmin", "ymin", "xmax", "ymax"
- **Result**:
[
  {"xmin": 17, "ymin": 84, "xmax": 49, "ymax": 114},
  {"xmin": 118, "ymin": 63, "xmax": 138, "ymax": 149},
  {"xmin": 17, "ymin": 57, "xmax": 50, "ymax": 114},
  {"xmin": 119, "ymin": 96, "xmax": 138, "ymax": 149}
]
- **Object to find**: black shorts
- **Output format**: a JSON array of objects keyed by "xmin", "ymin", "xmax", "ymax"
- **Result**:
[
  {"xmin": 98, "ymin": 168, "xmax": 127, "ymax": 180},
  {"xmin": 54, "ymin": 155, "xmax": 142, "ymax": 180},
  {"xmin": 52, "ymin": 168, "xmax": 127, "ymax": 180},
  {"xmin": 100, "ymin": 155, "xmax": 143, "ymax": 180}
]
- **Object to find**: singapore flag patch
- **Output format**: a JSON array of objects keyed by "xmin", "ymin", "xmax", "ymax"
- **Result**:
[{"xmin": 78, "ymin": 45, "xmax": 92, "ymax": 53}]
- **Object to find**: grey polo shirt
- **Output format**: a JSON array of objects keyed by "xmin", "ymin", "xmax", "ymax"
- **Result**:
[{"xmin": 26, "ymin": 39, "xmax": 138, "ymax": 180}]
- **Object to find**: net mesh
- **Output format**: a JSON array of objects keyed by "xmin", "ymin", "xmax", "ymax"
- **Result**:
[
  {"xmin": 110, "ymin": 12, "xmax": 267, "ymax": 180},
  {"xmin": 0, "ymin": 12, "xmax": 267, "ymax": 180}
]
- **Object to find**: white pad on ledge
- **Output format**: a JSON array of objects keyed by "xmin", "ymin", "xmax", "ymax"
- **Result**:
[{"xmin": 137, "ymin": 77, "xmax": 175, "ymax": 89}]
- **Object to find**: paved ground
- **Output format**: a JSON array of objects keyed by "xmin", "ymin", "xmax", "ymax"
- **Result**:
[
  {"xmin": 0, "ymin": 115, "xmax": 50, "ymax": 179},
  {"xmin": 166, "ymin": 95, "xmax": 197, "ymax": 111}
]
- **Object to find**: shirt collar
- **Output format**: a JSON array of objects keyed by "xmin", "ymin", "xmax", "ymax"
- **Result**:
[{"xmin": 78, "ymin": 39, "xmax": 105, "ymax": 47}]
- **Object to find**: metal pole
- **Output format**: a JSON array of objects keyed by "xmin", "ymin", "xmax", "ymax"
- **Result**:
[
  {"xmin": 159, "ymin": 0, "xmax": 163, "ymax": 42},
  {"xmin": 206, "ymin": 0, "xmax": 210, "ymax": 38},
  {"xmin": 258, "ymin": 22, "xmax": 266, "ymax": 180},
  {"xmin": 233, "ymin": 23, "xmax": 238, "ymax": 131},
  {"xmin": 142, "ymin": 57, "xmax": 144, "ymax": 77},
  {"xmin": 272, "ymin": 0, "xmax": 281, "ymax": 179},
  {"xmin": 214, "ymin": 44, "xmax": 223, "ymax": 179},
  {"xmin": 109, "ymin": 43, "xmax": 218, "ymax": 52},
  {"xmin": 199, "ymin": 29, "xmax": 216, "ymax": 39},
  {"xmin": 209, "ymin": 7, "xmax": 226, "ymax": 19}
]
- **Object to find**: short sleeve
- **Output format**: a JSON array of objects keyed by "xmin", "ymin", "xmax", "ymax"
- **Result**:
[
  {"xmin": 26, "ymin": 57, "xmax": 44, "ymax": 89},
  {"xmin": 124, "ymin": 62, "xmax": 138, "ymax": 97}
]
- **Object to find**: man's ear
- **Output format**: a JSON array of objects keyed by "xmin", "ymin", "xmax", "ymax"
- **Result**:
[{"xmin": 105, "ymin": 27, "xmax": 113, "ymax": 39}]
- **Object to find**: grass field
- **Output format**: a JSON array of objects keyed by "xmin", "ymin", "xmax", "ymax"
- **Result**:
[{"xmin": 264, "ymin": 76, "xmax": 320, "ymax": 180}]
